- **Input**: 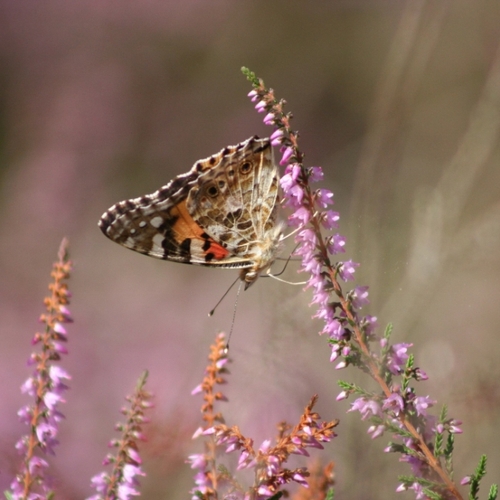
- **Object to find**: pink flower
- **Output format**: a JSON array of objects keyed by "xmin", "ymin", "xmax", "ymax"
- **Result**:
[
  {"xmin": 351, "ymin": 286, "xmax": 370, "ymax": 308},
  {"xmin": 270, "ymin": 128, "xmax": 284, "ymax": 145},
  {"xmin": 289, "ymin": 207, "xmax": 311, "ymax": 226},
  {"xmin": 321, "ymin": 210, "xmax": 340, "ymax": 229},
  {"xmin": 414, "ymin": 396, "xmax": 436, "ymax": 417},
  {"xmin": 327, "ymin": 233, "xmax": 346, "ymax": 254},
  {"xmin": 279, "ymin": 146, "xmax": 294, "ymax": 166},
  {"xmin": 263, "ymin": 112, "xmax": 275, "ymax": 125},
  {"xmin": 338, "ymin": 260, "xmax": 359, "ymax": 281},
  {"xmin": 315, "ymin": 188, "xmax": 334, "ymax": 208},
  {"xmin": 309, "ymin": 166, "xmax": 324, "ymax": 182},
  {"xmin": 255, "ymin": 100, "xmax": 267, "ymax": 112}
]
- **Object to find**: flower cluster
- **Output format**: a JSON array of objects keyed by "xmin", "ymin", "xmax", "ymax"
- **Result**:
[
  {"xmin": 87, "ymin": 371, "xmax": 152, "ymax": 500},
  {"xmin": 214, "ymin": 396, "xmax": 337, "ymax": 499},
  {"xmin": 189, "ymin": 333, "xmax": 338, "ymax": 500},
  {"xmin": 242, "ymin": 67, "xmax": 476, "ymax": 499},
  {"xmin": 246, "ymin": 68, "xmax": 371, "ymax": 359},
  {"xmin": 9, "ymin": 238, "xmax": 73, "ymax": 500},
  {"xmin": 188, "ymin": 332, "xmax": 230, "ymax": 499}
]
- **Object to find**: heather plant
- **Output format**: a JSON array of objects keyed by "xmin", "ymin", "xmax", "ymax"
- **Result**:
[
  {"xmin": 5, "ymin": 241, "xmax": 152, "ymax": 500},
  {"xmin": 87, "ymin": 371, "xmax": 152, "ymax": 500},
  {"xmin": 188, "ymin": 332, "xmax": 337, "ymax": 500},
  {"xmin": 237, "ymin": 67, "xmax": 498, "ymax": 500},
  {"xmin": 7, "ymin": 239, "xmax": 73, "ymax": 500}
]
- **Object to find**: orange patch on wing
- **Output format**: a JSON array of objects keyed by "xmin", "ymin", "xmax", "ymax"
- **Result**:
[
  {"xmin": 205, "ymin": 241, "xmax": 229, "ymax": 260},
  {"xmin": 169, "ymin": 200, "xmax": 205, "ymax": 239},
  {"xmin": 170, "ymin": 200, "xmax": 230, "ymax": 261}
]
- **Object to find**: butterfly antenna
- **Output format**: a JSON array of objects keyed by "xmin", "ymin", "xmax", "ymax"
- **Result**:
[
  {"xmin": 224, "ymin": 280, "xmax": 243, "ymax": 351},
  {"xmin": 208, "ymin": 276, "xmax": 240, "ymax": 317}
]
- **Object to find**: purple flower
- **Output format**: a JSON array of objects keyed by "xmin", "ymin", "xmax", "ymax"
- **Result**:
[
  {"xmin": 349, "ymin": 397, "xmax": 381, "ymax": 420},
  {"xmin": 414, "ymin": 396, "xmax": 436, "ymax": 417},
  {"xmin": 263, "ymin": 112, "xmax": 275, "ymax": 125},
  {"xmin": 322, "ymin": 318, "xmax": 344, "ymax": 340},
  {"xmin": 386, "ymin": 343, "xmax": 412, "ymax": 375},
  {"xmin": 336, "ymin": 390, "xmax": 348, "ymax": 401},
  {"xmin": 351, "ymin": 286, "xmax": 370, "ymax": 308},
  {"xmin": 321, "ymin": 210, "xmax": 340, "ymax": 229},
  {"xmin": 449, "ymin": 419, "xmax": 463, "ymax": 434},
  {"xmin": 279, "ymin": 164, "xmax": 301, "ymax": 192},
  {"xmin": 309, "ymin": 166, "xmax": 324, "ymax": 182},
  {"xmin": 255, "ymin": 100, "xmax": 267, "ymax": 112},
  {"xmin": 327, "ymin": 233, "xmax": 346, "ymax": 254},
  {"xmin": 279, "ymin": 146, "xmax": 294, "ymax": 166},
  {"xmin": 315, "ymin": 188, "xmax": 334, "ymax": 208},
  {"xmin": 270, "ymin": 128, "xmax": 284, "ymax": 145},
  {"xmin": 289, "ymin": 207, "xmax": 311, "ymax": 226},
  {"xmin": 292, "ymin": 472, "xmax": 309, "ymax": 487},
  {"xmin": 361, "ymin": 315, "xmax": 378, "ymax": 336},
  {"xmin": 382, "ymin": 393, "xmax": 404, "ymax": 416},
  {"xmin": 187, "ymin": 453, "xmax": 207, "ymax": 470},
  {"xmin": 338, "ymin": 260, "xmax": 359, "ymax": 281},
  {"xmin": 368, "ymin": 424, "xmax": 385, "ymax": 439},
  {"xmin": 286, "ymin": 184, "xmax": 305, "ymax": 207},
  {"xmin": 248, "ymin": 90, "xmax": 259, "ymax": 101}
]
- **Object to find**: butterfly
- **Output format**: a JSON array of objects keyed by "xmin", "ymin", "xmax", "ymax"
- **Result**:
[{"xmin": 98, "ymin": 136, "xmax": 283, "ymax": 289}]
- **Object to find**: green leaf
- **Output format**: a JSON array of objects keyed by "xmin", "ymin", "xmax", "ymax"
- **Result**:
[
  {"xmin": 423, "ymin": 487, "xmax": 444, "ymax": 500},
  {"xmin": 439, "ymin": 404, "xmax": 448, "ymax": 422},
  {"xmin": 325, "ymin": 488, "xmax": 335, "ymax": 500},
  {"xmin": 384, "ymin": 323, "xmax": 393, "ymax": 340},
  {"xmin": 488, "ymin": 483, "xmax": 498, "ymax": 500},
  {"xmin": 241, "ymin": 67, "xmax": 260, "ymax": 87},
  {"xmin": 469, "ymin": 455, "xmax": 487, "ymax": 500}
]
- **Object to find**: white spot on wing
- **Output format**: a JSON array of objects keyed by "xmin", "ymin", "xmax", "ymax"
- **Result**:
[
  {"xmin": 152, "ymin": 234, "xmax": 165, "ymax": 253},
  {"xmin": 150, "ymin": 216, "xmax": 164, "ymax": 228}
]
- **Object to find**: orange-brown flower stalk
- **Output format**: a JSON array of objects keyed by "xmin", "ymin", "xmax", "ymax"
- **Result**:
[
  {"xmin": 9, "ymin": 238, "xmax": 73, "ymax": 500},
  {"xmin": 189, "ymin": 333, "xmax": 338, "ymax": 500}
]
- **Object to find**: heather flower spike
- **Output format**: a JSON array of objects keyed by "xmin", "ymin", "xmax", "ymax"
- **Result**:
[
  {"xmin": 87, "ymin": 371, "xmax": 152, "ymax": 500},
  {"xmin": 241, "ymin": 67, "xmax": 498, "ymax": 499},
  {"xmin": 190, "ymin": 332, "xmax": 338, "ymax": 499},
  {"xmin": 8, "ymin": 238, "xmax": 72, "ymax": 500}
]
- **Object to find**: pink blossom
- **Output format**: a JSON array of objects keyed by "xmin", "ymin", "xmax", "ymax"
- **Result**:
[
  {"xmin": 414, "ymin": 396, "xmax": 436, "ymax": 417},
  {"xmin": 315, "ymin": 188, "xmax": 334, "ymax": 208},
  {"xmin": 289, "ymin": 206, "xmax": 311, "ymax": 226},
  {"xmin": 351, "ymin": 286, "xmax": 370, "ymax": 308},
  {"xmin": 309, "ymin": 166, "xmax": 324, "ymax": 182},
  {"xmin": 270, "ymin": 128, "xmax": 284, "ymax": 145},
  {"xmin": 255, "ymin": 100, "xmax": 267, "ymax": 112},
  {"xmin": 321, "ymin": 210, "xmax": 340, "ymax": 229},
  {"xmin": 338, "ymin": 260, "xmax": 359, "ymax": 281},
  {"xmin": 279, "ymin": 146, "xmax": 294, "ymax": 166},
  {"xmin": 327, "ymin": 233, "xmax": 346, "ymax": 254}
]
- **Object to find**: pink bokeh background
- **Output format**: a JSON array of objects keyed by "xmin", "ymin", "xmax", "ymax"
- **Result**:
[{"xmin": 0, "ymin": 2, "xmax": 499, "ymax": 498}]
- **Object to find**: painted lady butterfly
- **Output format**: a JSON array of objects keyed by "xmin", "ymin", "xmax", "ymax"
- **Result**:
[{"xmin": 98, "ymin": 136, "xmax": 283, "ymax": 289}]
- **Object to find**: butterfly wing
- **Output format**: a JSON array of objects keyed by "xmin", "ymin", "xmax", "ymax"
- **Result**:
[
  {"xmin": 98, "ymin": 137, "xmax": 276, "ymax": 269},
  {"xmin": 186, "ymin": 136, "xmax": 280, "ymax": 263}
]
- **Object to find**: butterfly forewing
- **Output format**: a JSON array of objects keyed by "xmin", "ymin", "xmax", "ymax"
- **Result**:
[{"xmin": 98, "ymin": 136, "xmax": 282, "ymax": 285}]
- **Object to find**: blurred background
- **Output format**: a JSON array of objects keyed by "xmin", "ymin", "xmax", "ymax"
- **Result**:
[{"xmin": 1, "ymin": 1, "xmax": 499, "ymax": 498}]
